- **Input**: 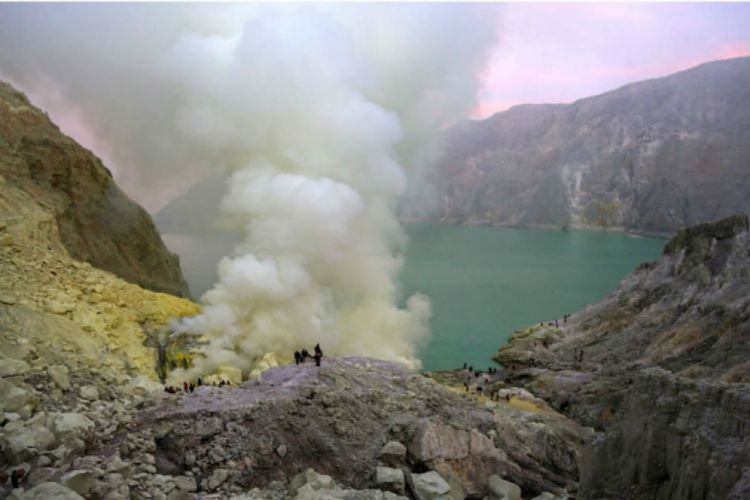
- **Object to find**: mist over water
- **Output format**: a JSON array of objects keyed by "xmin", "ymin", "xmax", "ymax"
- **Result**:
[{"xmin": 400, "ymin": 225, "xmax": 665, "ymax": 371}]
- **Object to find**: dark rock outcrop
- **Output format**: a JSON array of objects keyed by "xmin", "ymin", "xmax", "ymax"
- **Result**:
[
  {"xmin": 108, "ymin": 358, "xmax": 585, "ymax": 498},
  {"xmin": 411, "ymin": 57, "xmax": 750, "ymax": 236},
  {"xmin": 495, "ymin": 214, "xmax": 750, "ymax": 499},
  {"xmin": 0, "ymin": 80, "xmax": 191, "ymax": 298}
]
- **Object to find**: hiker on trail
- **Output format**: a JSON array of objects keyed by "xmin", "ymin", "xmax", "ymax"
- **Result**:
[
  {"xmin": 183, "ymin": 382, "xmax": 188, "ymax": 393},
  {"xmin": 469, "ymin": 365, "xmax": 474, "ymax": 373},
  {"xmin": 463, "ymin": 362, "xmax": 467, "ymax": 370},
  {"xmin": 197, "ymin": 377, "xmax": 203, "ymax": 386},
  {"xmin": 11, "ymin": 468, "xmax": 24, "ymax": 488},
  {"xmin": 294, "ymin": 350, "xmax": 301, "ymax": 365},
  {"xmin": 301, "ymin": 348, "xmax": 310, "ymax": 361},
  {"xmin": 189, "ymin": 383, "xmax": 195, "ymax": 393},
  {"xmin": 314, "ymin": 343, "xmax": 323, "ymax": 357}
]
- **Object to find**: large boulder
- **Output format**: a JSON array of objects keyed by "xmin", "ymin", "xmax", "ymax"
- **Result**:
[
  {"xmin": 50, "ymin": 412, "xmax": 96, "ymax": 443},
  {"xmin": 47, "ymin": 365, "xmax": 71, "ymax": 391},
  {"xmin": 290, "ymin": 469, "xmax": 336, "ymax": 493},
  {"xmin": 409, "ymin": 420, "xmax": 506, "ymax": 497},
  {"xmin": 408, "ymin": 471, "xmax": 452, "ymax": 500},
  {"xmin": 0, "ymin": 424, "xmax": 57, "ymax": 462},
  {"xmin": 18, "ymin": 481, "xmax": 85, "ymax": 500},
  {"xmin": 376, "ymin": 466, "xmax": 405, "ymax": 495},
  {"xmin": 61, "ymin": 469, "xmax": 96, "ymax": 496},
  {"xmin": 0, "ymin": 378, "xmax": 33, "ymax": 412},
  {"xmin": 488, "ymin": 475, "xmax": 522, "ymax": 500},
  {"xmin": 79, "ymin": 385, "xmax": 100, "ymax": 401},
  {"xmin": 379, "ymin": 441, "xmax": 407, "ymax": 466},
  {"xmin": 0, "ymin": 356, "xmax": 30, "ymax": 377}
]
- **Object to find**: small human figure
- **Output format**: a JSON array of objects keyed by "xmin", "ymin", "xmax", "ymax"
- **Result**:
[
  {"xmin": 468, "ymin": 366, "xmax": 474, "ymax": 373},
  {"xmin": 197, "ymin": 377, "xmax": 203, "ymax": 386},
  {"xmin": 183, "ymin": 382, "xmax": 188, "ymax": 393},
  {"xmin": 463, "ymin": 362, "xmax": 467, "ymax": 370},
  {"xmin": 301, "ymin": 348, "xmax": 310, "ymax": 361},
  {"xmin": 314, "ymin": 352, "xmax": 322, "ymax": 367},
  {"xmin": 294, "ymin": 350, "xmax": 301, "ymax": 365},
  {"xmin": 314, "ymin": 343, "xmax": 323, "ymax": 357},
  {"xmin": 189, "ymin": 383, "xmax": 195, "ymax": 393},
  {"xmin": 11, "ymin": 468, "xmax": 23, "ymax": 488}
]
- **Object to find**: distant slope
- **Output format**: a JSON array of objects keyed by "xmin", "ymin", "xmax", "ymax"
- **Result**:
[
  {"xmin": 0, "ymin": 80, "xmax": 191, "ymax": 298},
  {"xmin": 496, "ymin": 214, "xmax": 750, "ymax": 499},
  {"xmin": 416, "ymin": 57, "xmax": 750, "ymax": 236}
]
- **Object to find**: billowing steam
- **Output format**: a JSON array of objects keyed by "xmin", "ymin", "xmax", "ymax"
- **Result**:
[{"xmin": 0, "ymin": 4, "xmax": 497, "ymax": 374}]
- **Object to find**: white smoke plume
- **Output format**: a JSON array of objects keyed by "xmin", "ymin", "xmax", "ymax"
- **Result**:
[{"xmin": 0, "ymin": 4, "xmax": 498, "ymax": 374}]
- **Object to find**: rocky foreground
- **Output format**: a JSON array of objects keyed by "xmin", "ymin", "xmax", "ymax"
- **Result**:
[
  {"xmin": 496, "ymin": 214, "xmax": 750, "ymax": 499},
  {"xmin": 1, "ymin": 355, "xmax": 587, "ymax": 499}
]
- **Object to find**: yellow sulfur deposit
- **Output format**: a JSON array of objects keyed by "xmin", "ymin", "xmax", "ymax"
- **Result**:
[{"xmin": 0, "ymin": 181, "xmax": 200, "ymax": 380}]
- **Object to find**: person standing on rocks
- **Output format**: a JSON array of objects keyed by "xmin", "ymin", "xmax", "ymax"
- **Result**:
[{"xmin": 294, "ymin": 350, "xmax": 302, "ymax": 365}]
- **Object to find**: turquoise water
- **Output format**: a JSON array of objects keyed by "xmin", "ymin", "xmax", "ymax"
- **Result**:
[{"xmin": 400, "ymin": 224, "xmax": 665, "ymax": 371}]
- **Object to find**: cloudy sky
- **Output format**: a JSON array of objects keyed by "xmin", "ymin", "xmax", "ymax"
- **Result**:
[
  {"xmin": 475, "ymin": 2, "xmax": 750, "ymax": 117},
  {"xmin": 0, "ymin": 2, "xmax": 748, "ymax": 210}
]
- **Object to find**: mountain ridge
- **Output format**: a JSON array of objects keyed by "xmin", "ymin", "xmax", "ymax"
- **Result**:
[{"xmin": 405, "ymin": 56, "xmax": 750, "ymax": 236}]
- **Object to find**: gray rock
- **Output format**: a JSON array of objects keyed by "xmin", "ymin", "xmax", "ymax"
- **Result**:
[
  {"xmin": 0, "ymin": 357, "xmax": 30, "ymax": 377},
  {"xmin": 61, "ymin": 469, "xmax": 96, "ymax": 496},
  {"xmin": 48, "ymin": 365, "xmax": 71, "ymax": 391},
  {"xmin": 0, "ymin": 424, "xmax": 57, "ymax": 462},
  {"xmin": 531, "ymin": 493, "xmax": 565, "ymax": 500},
  {"xmin": 290, "ymin": 468, "xmax": 335, "ymax": 493},
  {"xmin": 410, "ymin": 421, "xmax": 469, "ymax": 462},
  {"xmin": 194, "ymin": 416, "xmax": 223, "ymax": 437},
  {"xmin": 376, "ymin": 466, "xmax": 405, "ymax": 495},
  {"xmin": 379, "ymin": 441, "xmax": 407, "ymax": 465},
  {"xmin": 0, "ymin": 378, "xmax": 33, "ymax": 412},
  {"xmin": 207, "ymin": 468, "xmax": 229, "ymax": 490},
  {"xmin": 79, "ymin": 385, "xmax": 100, "ymax": 401},
  {"xmin": 173, "ymin": 475, "xmax": 197, "ymax": 492},
  {"xmin": 19, "ymin": 482, "xmax": 85, "ymax": 499},
  {"xmin": 51, "ymin": 412, "xmax": 95, "ymax": 443},
  {"xmin": 487, "ymin": 475, "xmax": 522, "ymax": 500},
  {"xmin": 408, "ymin": 471, "xmax": 452, "ymax": 500},
  {"xmin": 25, "ymin": 467, "xmax": 57, "ymax": 487}
]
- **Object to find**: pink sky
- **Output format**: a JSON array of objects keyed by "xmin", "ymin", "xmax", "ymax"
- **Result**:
[{"xmin": 473, "ymin": 3, "xmax": 750, "ymax": 118}]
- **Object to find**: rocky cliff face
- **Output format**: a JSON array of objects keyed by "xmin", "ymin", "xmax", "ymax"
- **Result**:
[
  {"xmin": 496, "ymin": 214, "xmax": 750, "ymax": 498},
  {"xmin": 0, "ymin": 80, "xmax": 191, "ymax": 298},
  {"xmin": 414, "ymin": 57, "xmax": 750, "ymax": 236},
  {"xmin": 0, "ymin": 80, "xmax": 199, "ymax": 380}
]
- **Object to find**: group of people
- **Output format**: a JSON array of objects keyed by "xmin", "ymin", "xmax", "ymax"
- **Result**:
[
  {"xmin": 294, "ymin": 343, "xmax": 324, "ymax": 366},
  {"xmin": 542, "ymin": 313, "xmax": 571, "ymax": 329},
  {"xmin": 163, "ymin": 377, "xmax": 232, "ymax": 395}
]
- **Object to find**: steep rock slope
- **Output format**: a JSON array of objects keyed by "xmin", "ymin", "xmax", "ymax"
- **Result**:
[
  {"xmin": 0, "ymin": 80, "xmax": 191, "ymax": 297},
  {"xmin": 0, "ymin": 81, "xmax": 199, "ymax": 379},
  {"xmin": 495, "ymin": 214, "xmax": 750, "ymax": 499},
  {"xmin": 419, "ymin": 57, "xmax": 750, "ymax": 235}
]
